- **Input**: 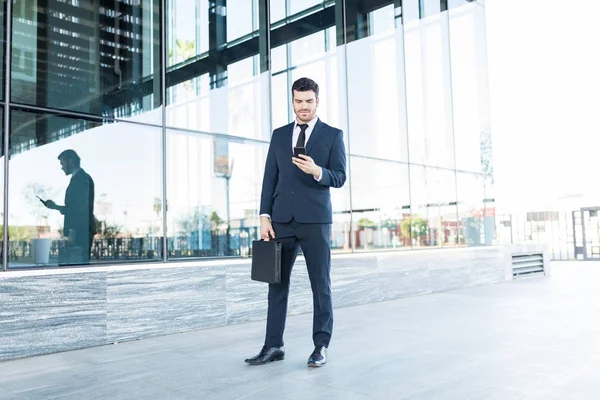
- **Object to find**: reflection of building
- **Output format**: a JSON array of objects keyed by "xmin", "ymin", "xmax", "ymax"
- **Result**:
[
  {"xmin": 1, "ymin": 1, "xmax": 511, "ymax": 362},
  {"xmin": 5, "ymin": 0, "xmax": 496, "ymax": 267},
  {"xmin": 11, "ymin": 0, "xmax": 159, "ymax": 157}
]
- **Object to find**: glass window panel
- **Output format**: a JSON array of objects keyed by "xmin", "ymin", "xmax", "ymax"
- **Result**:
[
  {"xmin": 290, "ymin": 31, "xmax": 326, "ymax": 67},
  {"xmin": 271, "ymin": 44, "xmax": 287, "ymax": 73},
  {"xmin": 404, "ymin": 20, "xmax": 425, "ymax": 164},
  {"xmin": 450, "ymin": 3, "xmax": 492, "ymax": 174},
  {"xmin": 167, "ymin": 0, "xmax": 209, "ymax": 67},
  {"xmin": 402, "ymin": 0, "xmax": 421, "ymax": 23},
  {"xmin": 410, "ymin": 166, "xmax": 458, "ymax": 248},
  {"xmin": 369, "ymin": 5, "xmax": 395, "ymax": 36},
  {"xmin": 423, "ymin": 0, "xmax": 440, "ymax": 17},
  {"xmin": 228, "ymin": 80, "xmax": 263, "ymax": 139},
  {"xmin": 448, "ymin": 0, "xmax": 469, "ymax": 9},
  {"xmin": 166, "ymin": 55, "xmax": 264, "ymax": 140},
  {"xmin": 331, "ymin": 176, "xmax": 351, "ymax": 253},
  {"xmin": 327, "ymin": 24, "xmax": 336, "ymax": 49},
  {"xmin": 227, "ymin": 0, "xmax": 256, "ymax": 42},
  {"xmin": 228, "ymin": 56, "xmax": 263, "ymax": 139},
  {"xmin": 457, "ymin": 172, "xmax": 494, "ymax": 246},
  {"xmin": 271, "ymin": 72, "xmax": 290, "ymax": 129},
  {"xmin": 346, "ymin": 16, "xmax": 407, "ymax": 162},
  {"xmin": 404, "ymin": 14, "xmax": 455, "ymax": 169},
  {"xmin": 350, "ymin": 157, "xmax": 411, "ymax": 251},
  {"xmin": 270, "ymin": 0, "xmax": 286, "ymax": 23},
  {"xmin": 167, "ymin": 73, "xmax": 210, "ymax": 107},
  {"xmin": 8, "ymin": 111, "xmax": 163, "ymax": 268},
  {"xmin": 0, "ymin": 107, "xmax": 4, "ymax": 267},
  {"xmin": 11, "ymin": 0, "xmax": 161, "ymax": 121},
  {"xmin": 228, "ymin": 56, "xmax": 255, "ymax": 86},
  {"xmin": 166, "ymin": 131, "xmax": 267, "ymax": 259},
  {"xmin": 165, "ymin": 74, "xmax": 211, "ymax": 132},
  {"xmin": 0, "ymin": 0, "xmax": 5, "ymax": 100},
  {"xmin": 289, "ymin": 0, "xmax": 322, "ymax": 17}
]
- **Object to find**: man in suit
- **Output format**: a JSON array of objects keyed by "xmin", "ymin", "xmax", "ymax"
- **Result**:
[
  {"xmin": 43, "ymin": 149, "xmax": 96, "ymax": 264},
  {"xmin": 245, "ymin": 77, "xmax": 346, "ymax": 367}
]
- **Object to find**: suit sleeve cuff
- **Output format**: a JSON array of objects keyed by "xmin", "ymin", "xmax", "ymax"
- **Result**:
[{"xmin": 314, "ymin": 167, "xmax": 323, "ymax": 182}]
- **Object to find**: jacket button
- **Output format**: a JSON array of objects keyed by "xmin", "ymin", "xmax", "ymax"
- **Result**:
[{"xmin": 292, "ymin": 191, "xmax": 294, "ymax": 194}]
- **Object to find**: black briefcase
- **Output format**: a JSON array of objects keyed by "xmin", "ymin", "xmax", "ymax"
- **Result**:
[{"xmin": 251, "ymin": 239, "xmax": 282, "ymax": 284}]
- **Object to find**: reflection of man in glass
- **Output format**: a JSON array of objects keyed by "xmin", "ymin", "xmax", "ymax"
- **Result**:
[{"xmin": 42, "ymin": 150, "xmax": 96, "ymax": 263}]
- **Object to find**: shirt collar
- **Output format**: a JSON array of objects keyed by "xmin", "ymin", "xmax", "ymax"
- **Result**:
[{"xmin": 295, "ymin": 115, "xmax": 318, "ymax": 130}]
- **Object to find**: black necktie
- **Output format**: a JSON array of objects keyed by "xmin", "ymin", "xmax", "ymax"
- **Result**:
[{"xmin": 296, "ymin": 124, "xmax": 309, "ymax": 148}]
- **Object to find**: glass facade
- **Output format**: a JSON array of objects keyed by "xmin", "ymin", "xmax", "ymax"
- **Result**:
[{"xmin": 0, "ymin": 0, "xmax": 493, "ymax": 270}]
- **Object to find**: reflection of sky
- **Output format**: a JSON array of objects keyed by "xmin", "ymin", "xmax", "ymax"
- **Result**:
[
  {"xmin": 8, "ymin": 117, "xmax": 163, "ymax": 232},
  {"xmin": 9, "ymin": 114, "xmax": 268, "ymax": 234}
]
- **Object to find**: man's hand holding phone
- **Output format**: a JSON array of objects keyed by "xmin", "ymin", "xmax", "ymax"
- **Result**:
[
  {"xmin": 292, "ymin": 152, "xmax": 321, "ymax": 179},
  {"xmin": 38, "ymin": 196, "xmax": 58, "ymax": 210}
]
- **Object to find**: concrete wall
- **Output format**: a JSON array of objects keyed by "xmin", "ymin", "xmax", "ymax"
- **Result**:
[{"xmin": 0, "ymin": 246, "xmax": 511, "ymax": 361}]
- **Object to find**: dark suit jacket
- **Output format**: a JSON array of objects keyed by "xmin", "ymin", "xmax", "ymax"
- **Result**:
[
  {"xmin": 260, "ymin": 119, "xmax": 346, "ymax": 224},
  {"xmin": 61, "ymin": 169, "xmax": 96, "ymax": 248}
]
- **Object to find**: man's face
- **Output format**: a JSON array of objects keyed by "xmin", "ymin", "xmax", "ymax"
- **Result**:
[
  {"xmin": 60, "ymin": 158, "xmax": 73, "ymax": 175},
  {"xmin": 292, "ymin": 90, "xmax": 319, "ymax": 123}
]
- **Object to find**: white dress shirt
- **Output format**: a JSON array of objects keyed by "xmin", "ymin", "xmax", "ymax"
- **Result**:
[
  {"xmin": 260, "ymin": 116, "xmax": 322, "ymax": 220},
  {"xmin": 293, "ymin": 115, "xmax": 322, "ymax": 182},
  {"xmin": 292, "ymin": 115, "xmax": 318, "ymax": 152}
]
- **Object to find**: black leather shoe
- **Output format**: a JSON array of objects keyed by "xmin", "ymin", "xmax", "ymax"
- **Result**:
[
  {"xmin": 244, "ymin": 346, "xmax": 285, "ymax": 365},
  {"xmin": 307, "ymin": 345, "xmax": 327, "ymax": 367}
]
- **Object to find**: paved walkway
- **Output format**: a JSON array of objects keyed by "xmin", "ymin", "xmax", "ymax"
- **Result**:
[{"xmin": 1, "ymin": 262, "xmax": 599, "ymax": 399}]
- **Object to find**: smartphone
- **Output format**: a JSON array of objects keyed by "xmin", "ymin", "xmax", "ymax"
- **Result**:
[{"xmin": 293, "ymin": 147, "xmax": 306, "ymax": 158}]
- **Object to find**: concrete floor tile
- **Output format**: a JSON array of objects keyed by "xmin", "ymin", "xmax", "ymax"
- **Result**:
[{"xmin": 521, "ymin": 367, "xmax": 600, "ymax": 400}]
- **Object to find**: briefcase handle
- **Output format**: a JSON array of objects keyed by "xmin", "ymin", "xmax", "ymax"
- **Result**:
[{"xmin": 258, "ymin": 234, "xmax": 294, "ymax": 242}]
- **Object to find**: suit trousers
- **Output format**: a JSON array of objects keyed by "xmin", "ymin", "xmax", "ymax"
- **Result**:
[{"xmin": 264, "ymin": 219, "xmax": 333, "ymax": 348}]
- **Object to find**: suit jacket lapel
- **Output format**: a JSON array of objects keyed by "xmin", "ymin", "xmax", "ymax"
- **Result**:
[{"xmin": 305, "ymin": 119, "xmax": 322, "ymax": 154}]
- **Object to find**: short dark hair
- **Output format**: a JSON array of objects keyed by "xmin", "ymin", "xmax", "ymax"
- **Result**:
[
  {"xmin": 58, "ymin": 149, "xmax": 81, "ymax": 166},
  {"xmin": 291, "ymin": 77, "xmax": 319, "ymax": 98}
]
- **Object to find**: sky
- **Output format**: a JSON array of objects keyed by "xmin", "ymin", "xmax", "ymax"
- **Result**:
[{"xmin": 485, "ymin": 0, "xmax": 600, "ymax": 212}]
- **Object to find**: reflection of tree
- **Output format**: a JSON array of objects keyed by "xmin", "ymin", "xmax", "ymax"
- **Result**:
[
  {"xmin": 401, "ymin": 216, "xmax": 428, "ymax": 240},
  {"xmin": 480, "ymin": 129, "xmax": 494, "ymax": 181},
  {"xmin": 151, "ymin": 197, "xmax": 168, "ymax": 239},
  {"xmin": 153, "ymin": 197, "xmax": 169, "ymax": 217},
  {"xmin": 463, "ymin": 216, "xmax": 484, "ymax": 246},
  {"xmin": 153, "ymin": 197, "xmax": 161, "ymax": 219},
  {"xmin": 211, "ymin": 211, "xmax": 224, "ymax": 229},
  {"xmin": 169, "ymin": 38, "xmax": 196, "ymax": 64},
  {"xmin": 357, "ymin": 218, "xmax": 376, "ymax": 227},
  {"xmin": 178, "ymin": 209, "xmax": 200, "ymax": 234},
  {"xmin": 168, "ymin": 38, "xmax": 197, "ymax": 97},
  {"xmin": 177, "ymin": 207, "xmax": 211, "ymax": 234},
  {"xmin": 22, "ymin": 182, "xmax": 56, "ymax": 235},
  {"xmin": 94, "ymin": 193, "xmax": 122, "ymax": 239},
  {"xmin": 229, "ymin": 85, "xmax": 254, "ymax": 137},
  {"xmin": 381, "ymin": 218, "xmax": 397, "ymax": 229},
  {"xmin": 0, "ymin": 225, "xmax": 31, "ymax": 241},
  {"xmin": 96, "ymin": 220, "xmax": 121, "ymax": 239}
]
